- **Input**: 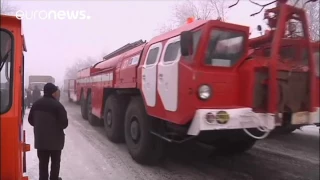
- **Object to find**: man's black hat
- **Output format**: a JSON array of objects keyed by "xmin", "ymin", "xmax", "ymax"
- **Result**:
[{"xmin": 43, "ymin": 83, "xmax": 58, "ymax": 95}]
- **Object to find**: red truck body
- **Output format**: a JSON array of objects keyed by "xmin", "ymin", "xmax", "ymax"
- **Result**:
[{"xmin": 70, "ymin": 0, "xmax": 318, "ymax": 165}]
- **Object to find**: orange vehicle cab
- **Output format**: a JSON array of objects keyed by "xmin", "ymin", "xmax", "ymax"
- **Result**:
[
  {"xmin": 74, "ymin": 0, "xmax": 318, "ymax": 165},
  {"xmin": 0, "ymin": 15, "xmax": 30, "ymax": 180}
]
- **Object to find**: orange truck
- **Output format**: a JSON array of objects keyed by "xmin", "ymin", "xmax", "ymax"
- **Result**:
[{"xmin": 0, "ymin": 15, "xmax": 30, "ymax": 180}]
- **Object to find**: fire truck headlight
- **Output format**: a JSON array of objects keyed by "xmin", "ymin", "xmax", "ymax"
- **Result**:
[{"xmin": 198, "ymin": 85, "xmax": 211, "ymax": 100}]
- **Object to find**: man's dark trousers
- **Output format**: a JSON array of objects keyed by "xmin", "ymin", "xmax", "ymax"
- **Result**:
[{"xmin": 37, "ymin": 150, "xmax": 61, "ymax": 180}]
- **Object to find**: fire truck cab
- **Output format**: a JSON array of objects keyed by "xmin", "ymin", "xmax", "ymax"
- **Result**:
[
  {"xmin": 76, "ymin": 20, "xmax": 274, "ymax": 164},
  {"xmin": 0, "ymin": 15, "xmax": 29, "ymax": 180}
]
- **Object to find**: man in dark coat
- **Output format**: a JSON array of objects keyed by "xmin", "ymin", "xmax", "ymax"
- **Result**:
[
  {"xmin": 32, "ymin": 85, "xmax": 41, "ymax": 104},
  {"xmin": 28, "ymin": 83, "xmax": 68, "ymax": 180}
]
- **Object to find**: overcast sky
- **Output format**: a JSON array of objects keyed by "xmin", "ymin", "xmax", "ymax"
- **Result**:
[{"xmin": 7, "ymin": 0, "xmax": 269, "ymax": 86}]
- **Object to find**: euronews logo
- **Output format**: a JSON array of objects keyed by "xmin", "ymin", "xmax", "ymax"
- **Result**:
[{"xmin": 16, "ymin": 10, "xmax": 91, "ymax": 20}]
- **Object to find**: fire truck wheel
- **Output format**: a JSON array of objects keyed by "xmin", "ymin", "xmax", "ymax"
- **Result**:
[
  {"xmin": 87, "ymin": 93, "xmax": 100, "ymax": 126},
  {"xmin": 272, "ymin": 126, "xmax": 297, "ymax": 135},
  {"xmin": 80, "ymin": 92, "xmax": 88, "ymax": 120},
  {"xmin": 103, "ymin": 94, "xmax": 127, "ymax": 143},
  {"xmin": 124, "ymin": 96, "xmax": 164, "ymax": 165},
  {"xmin": 213, "ymin": 135, "xmax": 256, "ymax": 155}
]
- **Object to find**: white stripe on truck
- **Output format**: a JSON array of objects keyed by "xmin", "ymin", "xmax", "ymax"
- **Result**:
[{"xmin": 76, "ymin": 72, "xmax": 113, "ymax": 84}]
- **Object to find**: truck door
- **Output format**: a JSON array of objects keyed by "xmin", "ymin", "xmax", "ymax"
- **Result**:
[
  {"xmin": 141, "ymin": 43, "xmax": 162, "ymax": 107},
  {"xmin": 157, "ymin": 36, "xmax": 181, "ymax": 112},
  {"xmin": 119, "ymin": 54, "xmax": 140, "ymax": 86}
]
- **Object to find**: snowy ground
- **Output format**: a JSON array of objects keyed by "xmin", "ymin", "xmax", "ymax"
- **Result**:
[{"xmin": 24, "ymin": 97, "xmax": 319, "ymax": 180}]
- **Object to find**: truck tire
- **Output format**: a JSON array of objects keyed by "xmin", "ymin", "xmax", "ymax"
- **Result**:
[
  {"xmin": 213, "ymin": 134, "xmax": 256, "ymax": 155},
  {"xmin": 80, "ymin": 92, "xmax": 88, "ymax": 120},
  {"xmin": 87, "ymin": 93, "xmax": 100, "ymax": 126},
  {"xmin": 278, "ymin": 127, "xmax": 297, "ymax": 134},
  {"xmin": 124, "ymin": 96, "xmax": 164, "ymax": 165},
  {"xmin": 272, "ymin": 126, "xmax": 298, "ymax": 135},
  {"xmin": 103, "ymin": 94, "xmax": 127, "ymax": 143}
]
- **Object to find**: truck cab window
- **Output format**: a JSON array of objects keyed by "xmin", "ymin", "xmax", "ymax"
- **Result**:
[
  {"xmin": 0, "ymin": 30, "xmax": 13, "ymax": 114},
  {"xmin": 146, "ymin": 47, "xmax": 160, "ymax": 65},
  {"xmin": 130, "ymin": 55, "xmax": 140, "ymax": 65},
  {"xmin": 164, "ymin": 41, "xmax": 180, "ymax": 62},
  {"xmin": 183, "ymin": 30, "xmax": 202, "ymax": 62},
  {"xmin": 193, "ymin": 31, "xmax": 201, "ymax": 53},
  {"xmin": 205, "ymin": 30, "xmax": 244, "ymax": 67},
  {"xmin": 191, "ymin": 30, "xmax": 201, "ymax": 59}
]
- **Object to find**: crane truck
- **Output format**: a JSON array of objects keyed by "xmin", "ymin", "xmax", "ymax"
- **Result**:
[{"xmin": 72, "ymin": 0, "xmax": 318, "ymax": 165}]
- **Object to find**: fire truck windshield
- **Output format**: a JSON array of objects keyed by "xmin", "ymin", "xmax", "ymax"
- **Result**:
[
  {"xmin": 0, "ymin": 29, "xmax": 13, "ymax": 114},
  {"xmin": 205, "ymin": 29, "xmax": 245, "ymax": 67}
]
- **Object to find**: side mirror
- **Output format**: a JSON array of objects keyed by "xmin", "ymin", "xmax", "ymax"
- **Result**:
[{"xmin": 180, "ymin": 31, "xmax": 193, "ymax": 56}]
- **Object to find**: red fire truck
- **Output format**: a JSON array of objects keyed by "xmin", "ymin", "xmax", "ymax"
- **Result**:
[
  {"xmin": 0, "ymin": 15, "xmax": 30, "ymax": 180},
  {"xmin": 73, "ymin": 0, "xmax": 317, "ymax": 164}
]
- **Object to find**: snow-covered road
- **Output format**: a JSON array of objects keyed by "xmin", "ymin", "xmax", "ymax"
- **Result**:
[{"xmin": 24, "ymin": 98, "xmax": 319, "ymax": 180}]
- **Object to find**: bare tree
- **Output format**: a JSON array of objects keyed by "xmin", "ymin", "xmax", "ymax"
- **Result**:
[
  {"xmin": 288, "ymin": 0, "xmax": 319, "ymax": 40},
  {"xmin": 1, "ymin": 0, "xmax": 17, "ymax": 15},
  {"xmin": 156, "ymin": 23, "xmax": 176, "ymax": 35},
  {"xmin": 157, "ymin": 0, "xmax": 227, "ymax": 34},
  {"xmin": 64, "ymin": 57, "xmax": 98, "ymax": 80},
  {"xmin": 305, "ymin": 3, "xmax": 319, "ymax": 40}
]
